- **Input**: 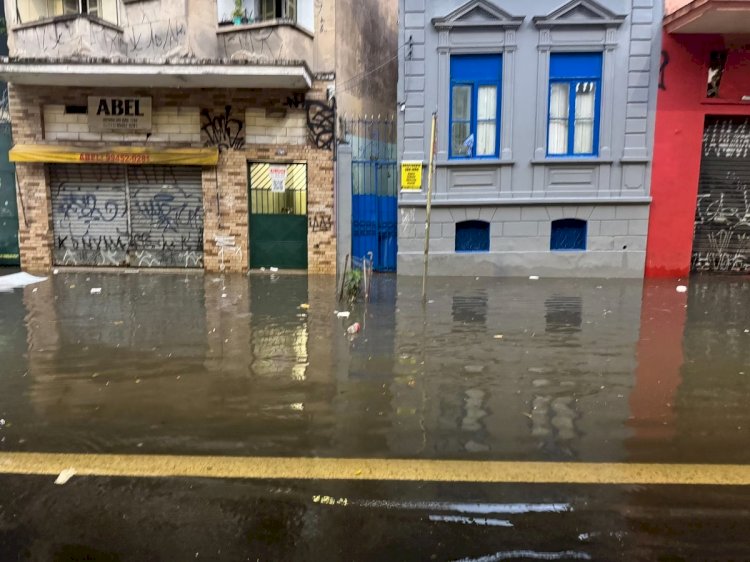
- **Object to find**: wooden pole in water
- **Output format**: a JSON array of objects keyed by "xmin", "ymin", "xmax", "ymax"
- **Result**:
[{"xmin": 422, "ymin": 112, "xmax": 437, "ymax": 303}]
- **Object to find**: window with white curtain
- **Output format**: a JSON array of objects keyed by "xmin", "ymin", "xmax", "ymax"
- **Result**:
[
  {"xmin": 17, "ymin": 0, "xmax": 117, "ymax": 24},
  {"xmin": 449, "ymin": 54, "xmax": 502, "ymax": 159},
  {"xmin": 547, "ymin": 53, "xmax": 602, "ymax": 157}
]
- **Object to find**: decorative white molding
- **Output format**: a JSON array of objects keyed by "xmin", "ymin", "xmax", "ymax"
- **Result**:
[
  {"xmin": 532, "ymin": 0, "xmax": 626, "ymax": 28},
  {"xmin": 432, "ymin": 0, "xmax": 524, "ymax": 30}
]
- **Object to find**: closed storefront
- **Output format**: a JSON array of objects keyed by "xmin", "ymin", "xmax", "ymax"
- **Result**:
[
  {"xmin": 692, "ymin": 117, "xmax": 750, "ymax": 273},
  {"xmin": 50, "ymin": 164, "xmax": 204, "ymax": 268},
  {"xmin": 249, "ymin": 162, "xmax": 308, "ymax": 270}
]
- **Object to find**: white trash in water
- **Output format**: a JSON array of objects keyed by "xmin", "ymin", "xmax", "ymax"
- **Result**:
[
  {"xmin": 337, "ymin": 311, "xmax": 351, "ymax": 319},
  {"xmin": 0, "ymin": 273, "xmax": 48, "ymax": 292},
  {"xmin": 529, "ymin": 276, "xmax": 540, "ymax": 281},
  {"xmin": 676, "ymin": 285, "xmax": 688, "ymax": 293},
  {"xmin": 270, "ymin": 267, "xmax": 279, "ymax": 272},
  {"xmin": 90, "ymin": 288, "xmax": 102, "ymax": 295}
]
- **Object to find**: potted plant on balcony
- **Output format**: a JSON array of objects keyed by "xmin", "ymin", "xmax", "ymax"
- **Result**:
[{"xmin": 232, "ymin": 0, "xmax": 244, "ymax": 25}]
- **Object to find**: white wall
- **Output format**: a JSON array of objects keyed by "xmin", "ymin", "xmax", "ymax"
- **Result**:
[{"xmin": 298, "ymin": 0, "xmax": 313, "ymax": 32}]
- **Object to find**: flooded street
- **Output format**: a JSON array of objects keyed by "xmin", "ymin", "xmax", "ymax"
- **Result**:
[{"xmin": 1, "ymin": 270, "xmax": 750, "ymax": 560}]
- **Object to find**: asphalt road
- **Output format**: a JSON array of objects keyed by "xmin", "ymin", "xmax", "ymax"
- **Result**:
[{"xmin": 2, "ymin": 471, "xmax": 750, "ymax": 561}]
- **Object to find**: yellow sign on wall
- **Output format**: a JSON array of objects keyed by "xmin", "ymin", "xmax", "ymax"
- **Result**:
[{"xmin": 401, "ymin": 161, "xmax": 423, "ymax": 190}]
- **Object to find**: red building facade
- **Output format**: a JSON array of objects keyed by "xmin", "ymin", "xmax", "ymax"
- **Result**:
[{"xmin": 647, "ymin": 1, "xmax": 750, "ymax": 277}]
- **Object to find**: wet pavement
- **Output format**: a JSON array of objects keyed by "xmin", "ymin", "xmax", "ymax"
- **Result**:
[{"xmin": 1, "ymin": 269, "xmax": 750, "ymax": 560}]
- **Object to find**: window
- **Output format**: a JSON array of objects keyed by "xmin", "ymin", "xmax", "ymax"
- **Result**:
[
  {"xmin": 18, "ymin": 0, "xmax": 116, "ymax": 24},
  {"xmin": 550, "ymin": 219, "xmax": 587, "ymax": 251},
  {"xmin": 262, "ymin": 0, "xmax": 296, "ymax": 21},
  {"xmin": 455, "ymin": 221, "xmax": 490, "ymax": 252},
  {"xmin": 450, "ymin": 54, "xmax": 502, "ymax": 159},
  {"xmin": 707, "ymin": 50, "xmax": 728, "ymax": 98},
  {"xmin": 547, "ymin": 53, "xmax": 602, "ymax": 157},
  {"xmin": 217, "ymin": 0, "xmax": 297, "ymax": 25}
]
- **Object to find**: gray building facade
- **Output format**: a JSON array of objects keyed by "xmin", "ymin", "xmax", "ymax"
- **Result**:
[{"xmin": 397, "ymin": 0, "xmax": 662, "ymax": 278}]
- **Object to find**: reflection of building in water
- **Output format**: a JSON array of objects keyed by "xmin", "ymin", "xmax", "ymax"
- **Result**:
[
  {"xmin": 249, "ymin": 274, "xmax": 310, "ymax": 381},
  {"xmin": 393, "ymin": 278, "xmax": 642, "ymax": 461},
  {"xmin": 452, "ymin": 294, "xmax": 488, "ymax": 332},
  {"xmin": 17, "ymin": 272, "xmax": 342, "ymax": 455},
  {"xmin": 545, "ymin": 296, "xmax": 583, "ymax": 335},
  {"xmin": 669, "ymin": 279, "xmax": 750, "ymax": 463},
  {"xmin": 252, "ymin": 325, "xmax": 309, "ymax": 381},
  {"xmin": 627, "ymin": 280, "xmax": 684, "ymax": 456}
]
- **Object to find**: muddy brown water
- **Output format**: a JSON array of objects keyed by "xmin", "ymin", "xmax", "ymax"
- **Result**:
[{"xmin": 1, "ymin": 271, "xmax": 748, "ymax": 465}]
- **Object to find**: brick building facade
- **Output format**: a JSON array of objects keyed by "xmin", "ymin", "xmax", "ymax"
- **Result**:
[
  {"xmin": 8, "ymin": 84, "xmax": 335, "ymax": 273},
  {"xmin": 0, "ymin": 0, "xmax": 397, "ymax": 275}
]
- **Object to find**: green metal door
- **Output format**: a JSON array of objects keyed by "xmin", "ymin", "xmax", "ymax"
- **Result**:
[
  {"xmin": 0, "ymin": 122, "xmax": 19, "ymax": 266},
  {"xmin": 249, "ymin": 162, "xmax": 308, "ymax": 270}
]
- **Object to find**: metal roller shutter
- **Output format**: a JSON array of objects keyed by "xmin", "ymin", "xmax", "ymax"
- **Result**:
[
  {"xmin": 50, "ymin": 164, "xmax": 204, "ymax": 268},
  {"xmin": 692, "ymin": 117, "xmax": 750, "ymax": 274},
  {"xmin": 50, "ymin": 164, "xmax": 128, "ymax": 267},
  {"xmin": 127, "ymin": 165, "xmax": 204, "ymax": 268}
]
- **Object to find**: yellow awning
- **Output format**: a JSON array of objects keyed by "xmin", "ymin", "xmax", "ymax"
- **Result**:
[{"xmin": 9, "ymin": 144, "xmax": 219, "ymax": 166}]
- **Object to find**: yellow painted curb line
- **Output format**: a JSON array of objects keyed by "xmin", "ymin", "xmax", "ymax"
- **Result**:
[{"xmin": 1, "ymin": 453, "xmax": 750, "ymax": 485}]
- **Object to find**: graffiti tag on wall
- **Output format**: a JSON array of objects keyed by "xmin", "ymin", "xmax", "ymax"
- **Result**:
[{"xmin": 201, "ymin": 106, "xmax": 245, "ymax": 151}]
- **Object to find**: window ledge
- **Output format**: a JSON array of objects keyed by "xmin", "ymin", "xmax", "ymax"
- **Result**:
[
  {"xmin": 399, "ymin": 196, "xmax": 652, "ymax": 207},
  {"xmin": 701, "ymin": 98, "xmax": 750, "ymax": 106},
  {"xmin": 531, "ymin": 158, "xmax": 614, "ymax": 165},
  {"xmin": 217, "ymin": 19, "xmax": 313, "ymax": 38},
  {"xmin": 437, "ymin": 159, "xmax": 515, "ymax": 168},
  {"xmin": 13, "ymin": 13, "xmax": 122, "ymax": 33}
]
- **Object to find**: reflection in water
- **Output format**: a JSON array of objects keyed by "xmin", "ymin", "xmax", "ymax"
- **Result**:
[
  {"xmin": 1, "ymin": 272, "xmax": 750, "ymax": 464},
  {"xmin": 545, "ymin": 296, "xmax": 583, "ymax": 334},
  {"xmin": 452, "ymin": 294, "xmax": 488, "ymax": 332}
]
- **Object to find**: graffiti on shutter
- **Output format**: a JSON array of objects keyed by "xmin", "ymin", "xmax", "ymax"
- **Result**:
[
  {"xmin": 51, "ymin": 164, "xmax": 129, "ymax": 267},
  {"xmin": 50, "ymin": 164, "xmax": 204, "ymax": 268},
  {"xmin": 692, "ymin": 117, "xmax": 750, "ymax": 273},
  {"xmin": 127, "ymin": 166, "xmax": 203, "ymax": 268}
]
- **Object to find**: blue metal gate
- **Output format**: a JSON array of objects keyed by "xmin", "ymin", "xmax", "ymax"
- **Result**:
[{"xmin": 342, "ymin": 118, "xmax": 397, "ymax": 272}]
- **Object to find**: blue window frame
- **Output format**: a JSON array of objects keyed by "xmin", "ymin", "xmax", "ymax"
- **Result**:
[
  {"xmin": 456, "ymin": 221, "xmax": 490, "ymax": 252},
  {"xmin": 450, "ymin": 54, "xmax": 502, "ymax": 159},
  {"xmin": 547, "ymin": 53, "xmax": 603, "ymax": 157},
  {"xmin": 550, "ymin": 219, "xmax": 587, "ymax": 251}
]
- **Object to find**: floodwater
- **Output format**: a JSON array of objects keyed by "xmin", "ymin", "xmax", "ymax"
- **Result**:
[
  {"xmin": 1, "ymin": 271, "xmax": 749, "ymax": 464},
  {"xmin": 2, "ymin": 270, "xmax": 750, "ymax": 560}
]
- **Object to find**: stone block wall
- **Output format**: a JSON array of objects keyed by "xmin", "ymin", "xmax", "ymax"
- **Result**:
[
  {"xmin": 42, "ymin": 105, "xmax": 201, "ymax": 144},
  {"xmin": 245, "ymin": 108, "xmax": 307, "ymax": 146},
  {"xmin": 10, "ymin": 83, "xmax": 336, "ymax": 274},
  {"xmin": 398, "ymin": 203, "xmax": 650, "ymax": 278}
]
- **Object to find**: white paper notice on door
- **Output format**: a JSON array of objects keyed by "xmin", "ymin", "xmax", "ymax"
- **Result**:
[{"xmin": 269, "ymin": 165, "xmax": 288, "ymax": 193}]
